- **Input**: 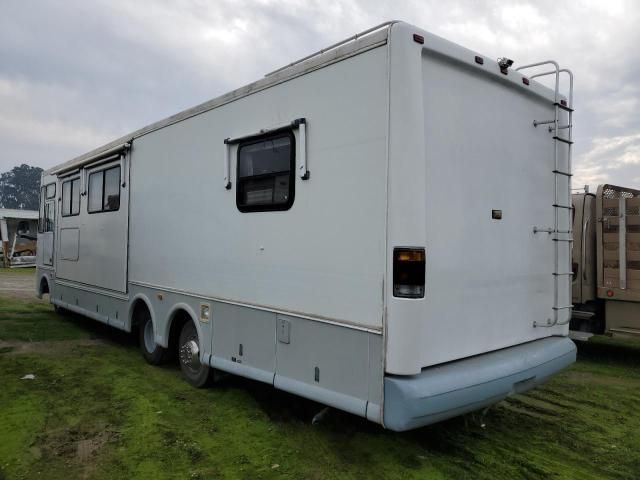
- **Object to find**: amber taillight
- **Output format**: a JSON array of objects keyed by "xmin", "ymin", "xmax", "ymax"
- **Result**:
[{"xmin": 393, "ymin": 248, "xmax": 426, "ymax": 298}]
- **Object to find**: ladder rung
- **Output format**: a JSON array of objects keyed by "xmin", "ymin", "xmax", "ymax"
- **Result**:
[
  {"xmin": 553, "ymin": 204, "xmax": 573, "ymax": 209},
  {"xmin": 553, "ymin": 272, "xmax": 574, "ymax": 276},
  {"xmin": 553, "ymin": 136, "xmax": 573, "ymax": 145},
  {"xmin": 534, "ymin": 119, "xmax": 555, "ymax": 126},
  {"xmin": 553, "ymin": 305, "xmax": 574, "ymax": 310},
  {"xmin": 555, "ymin": 230, "xmax": 572, "ymax": 234},
  {"xmin": 552, "ymin": 169, "xmax": 572, "ymax": 177},
  {"xmin": 554, "ymin": 102, "xmax": 574, "ymax": 112},
  {"xmin": 552, "ymin": 238, "xmax": 574, "ymax": 242}
]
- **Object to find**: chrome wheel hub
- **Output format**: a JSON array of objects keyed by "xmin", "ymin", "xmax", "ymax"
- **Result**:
[{"xmin": 180, "ymin": 339, "xmax": 200, "ymax": 369}]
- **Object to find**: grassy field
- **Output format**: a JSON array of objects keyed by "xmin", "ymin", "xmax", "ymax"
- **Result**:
[{"xmin": 1, "ymin": 271, "xmax": 640, "ymax": 479}]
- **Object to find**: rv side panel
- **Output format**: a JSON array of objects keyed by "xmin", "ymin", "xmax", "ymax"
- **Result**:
[{"xmin": 127, "ymin": 46, "xmax": 389, "ymax": 330}]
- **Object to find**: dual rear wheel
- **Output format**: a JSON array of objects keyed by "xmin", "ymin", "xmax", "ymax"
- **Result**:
[{"xmin": 137, "ymin": 309, "xmax": 214, "ymax": 387}]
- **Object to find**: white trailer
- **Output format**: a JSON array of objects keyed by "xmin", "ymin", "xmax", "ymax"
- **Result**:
[{"xmin": 36, "ymin": 21, "xmax": 576, "ymax": 431}]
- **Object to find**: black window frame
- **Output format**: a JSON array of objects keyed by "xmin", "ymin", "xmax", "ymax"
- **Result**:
[
  {"xmin": 87, "ymin": 165, "xmax": 121, "ymax": 214},
  {"xmin": 236, "ymin": 130, "xmax": 296, "ymax": 213},
  {"xmin": 61, "ymin": 177, "xmax": 81, "ymax": 217}
]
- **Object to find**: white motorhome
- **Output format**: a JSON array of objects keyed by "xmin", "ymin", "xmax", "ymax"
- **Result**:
[{"xmin": 36, "ymin": 21, "xmax": 576, "ymax": 431}]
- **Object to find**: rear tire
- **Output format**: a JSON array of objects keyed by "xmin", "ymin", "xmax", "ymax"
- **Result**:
[
  {"xmin": 178, "ymin": 321, "xmax": 213, "ymax": 388},
  {"xmin": 138, "ymin": 309, "xmax": 166, "ymax": 365}
]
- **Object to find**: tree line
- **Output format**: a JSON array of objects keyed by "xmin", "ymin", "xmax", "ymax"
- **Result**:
[{"xmin": 0, "ymin": 164, "xmax": 43, "ymax": 211}]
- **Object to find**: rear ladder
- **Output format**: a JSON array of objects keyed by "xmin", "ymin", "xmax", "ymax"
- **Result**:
[{"xmin": 516, "ymin": 61, "xmax": 574, "ymax": 327}]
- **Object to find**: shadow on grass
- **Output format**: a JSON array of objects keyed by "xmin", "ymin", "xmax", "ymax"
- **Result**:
[
  {"xmin": 576, "ymin": 336, "xmax": 640, "ymax": 367},
  {"xmin": 60, "ymin": 310, "xmax": 137, "ymax": 347}
]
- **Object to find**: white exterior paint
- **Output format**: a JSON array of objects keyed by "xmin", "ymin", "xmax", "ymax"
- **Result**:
[
  {"xmin": 35, "ymin": 21, "xmax": 573, "ymax": 428},
  {"xmin": 384, "ymin": 24, "xmax": 570, "ymax": 373},
  {"xmin": 127, "ymin": 45, "xmax": 388, "ymax": 328},
  {"xmin": 55, "ymin": 157, "xmax": 130, "ymax": 292}
]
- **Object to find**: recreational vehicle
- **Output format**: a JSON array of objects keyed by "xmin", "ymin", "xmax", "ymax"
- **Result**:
[
  {"xmin": 572, "ymin": 185, "xmax": 640, "ymax": 336},
  {"xmin": 36, "ymin": 21, "xmax": 576, "ymax": 431}
]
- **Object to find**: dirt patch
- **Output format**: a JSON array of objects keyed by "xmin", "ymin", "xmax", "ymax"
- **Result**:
[
  {"xmin": 76, "ymin": 432, "xmax": 111, "ymax": 462},
  {"xmin": 0, "ymin": 269, "xmax": 40, "ymax": 299},
  {"xmin": 0, "ymin": 338, "xmax": 105, "ymax": 355},
  {"xmin": 37, "ymin": 426, "xmax": 116, "ymax": 479}
]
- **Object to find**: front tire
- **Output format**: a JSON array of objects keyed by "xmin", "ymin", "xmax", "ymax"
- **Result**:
[
  {"xmin": 138, "ymin": 309, "xmax": 166, "ymax": 365},
  {"xmin": 178, "ymin": 321, "xmax": 213, "ymax": 388}
]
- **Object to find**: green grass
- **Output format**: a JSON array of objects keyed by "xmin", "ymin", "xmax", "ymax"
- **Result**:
[
  {"xmin": 1, "ymin": 287, "xmax": 640, "ymax": 479},
  {"xmin": 0, "ymin": 298, "xmax": 92, "ymax": 342}
]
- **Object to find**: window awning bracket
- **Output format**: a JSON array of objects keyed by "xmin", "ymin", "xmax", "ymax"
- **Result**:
[{"xmin": 223, "ymin": 117, "xmax": 308, "ymax": 190}]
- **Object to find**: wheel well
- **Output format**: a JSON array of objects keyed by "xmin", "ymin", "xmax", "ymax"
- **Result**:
[
  {"xmin": 168, "ymin": 309, "xmax": 193, "ymax": 356},
  {"xmin": 130, "ymin": 299, "xmax": 151, "ymax": 330},
  {"xmin": 39, "ymin": 276, "xmax": 49, "ymax": 295}
]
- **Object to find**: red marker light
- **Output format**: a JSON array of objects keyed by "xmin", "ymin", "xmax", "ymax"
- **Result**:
[
  {"xmin": 607, "ymin": 290, "xmax": 614, "ymax": 297},
  {"xmin": 413, "ymin": 34, "xmax": 424, "ymax": 44}
]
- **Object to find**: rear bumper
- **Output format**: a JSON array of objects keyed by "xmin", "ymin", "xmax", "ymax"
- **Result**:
[{"xmin": 383, "ymin": 336, "xmax": 576, "ymax": 431}]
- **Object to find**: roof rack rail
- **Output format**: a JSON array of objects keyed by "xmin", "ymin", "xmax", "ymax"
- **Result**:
[{"xmin": 265, "ymin": 20, "xmax": 401, "ymax": 77}]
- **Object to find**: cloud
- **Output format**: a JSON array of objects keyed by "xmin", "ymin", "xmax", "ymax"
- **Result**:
[
  {"xmin": 0, "ymin": 0, "xmax": 639, "ymax": 193},
  {"xmin": 0, "ymin": 77, "xmax": 118, "ymax": 148},
  {"xmin": 574, "ymin": 133, "xmax": 640, "ymax": 187}
]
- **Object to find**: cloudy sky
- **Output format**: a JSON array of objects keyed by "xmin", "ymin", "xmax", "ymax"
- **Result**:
[{"xmin": 1, "ymin": 0, "xmax": 639, "ymax": 189}]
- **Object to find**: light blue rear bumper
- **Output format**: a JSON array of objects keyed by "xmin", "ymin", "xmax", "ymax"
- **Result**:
[{"xmin": 383, "ymin": 336, "xmax": 576, "ymax": 431}]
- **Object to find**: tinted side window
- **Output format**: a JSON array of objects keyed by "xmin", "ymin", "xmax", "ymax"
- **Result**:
[
  {"xmin": 61, "ymin": 178, "xmax": 80, "ymax": 217},
  {"xmin": 236, "ymin": 132, "xmax": 295, "ymax": 212},
  {"xmin": 88, "ymin": 166, "xmax": 120, "ymax": 213}
]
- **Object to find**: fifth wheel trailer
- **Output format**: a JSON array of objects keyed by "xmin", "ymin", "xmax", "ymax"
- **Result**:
[
  {"xmin": 572, "ymin": 185, "xmax": 640, "ymax": 336},
  {"xmin": 35, "ymin": 21, "xmax": 576, "ymax": 431}
]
